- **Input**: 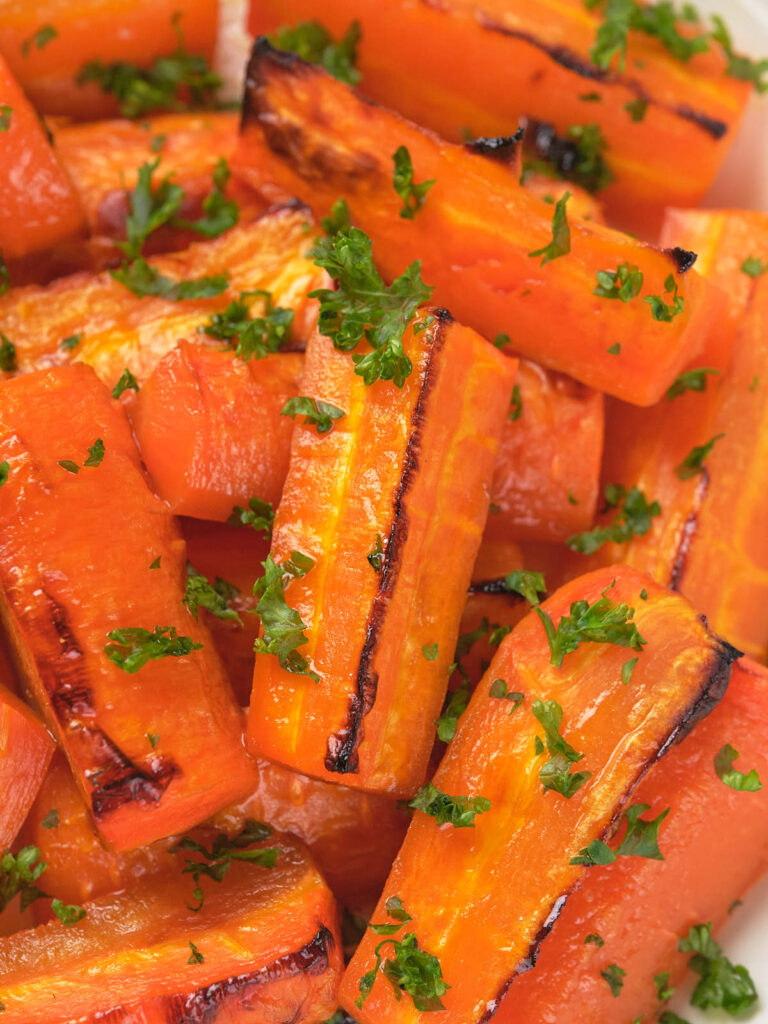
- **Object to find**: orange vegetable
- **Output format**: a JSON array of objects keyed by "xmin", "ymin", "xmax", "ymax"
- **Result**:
[
  {"xmin": 132, "ymin": 343, "xmax": 303, "ymax": 521},
  {"xmin": 487, "ymin": 359, "xmax": 604, "ymax": 543},
  {"xmin": 0, "ymin": 0, "xmax": 218, "ymax": 119},
  {"xmin": 0, "ymin": 683, "xmax": 54, "ymax": 851},
  {"xmin": 0, "ymin": 364, "xmax": 257, "ymax": 850},
  {"xmin": 0, "ymin": 54, "xmax": 85, "ymax": 267},
  {"xmin": 248, "ymin": 0, "xmax": 751, "ymax": 236},
  {"xmin": 235, "ymin": 42, "xmax": 714, "ymax": 405},
  {"xmin": 248, "ymin": 313, "xmax": 516, "ymax": 796},
  {"xmin": 341, "ymin": 565, "xmax": 737, "ymax": 1023},
  {"xmin": 0, "ymin": 208, "xmax": 324, "ymax": 384},
  {"xmin": 0, "ymin": 831, "xmax": 342, "ymax": 1023},
  {"xmin": 496, "ymin": 656, "xmax": 768, "ymax": 1023},
  {"xmin": 594, "ymin": 211, "xmax": 768, "ymax": 659}
]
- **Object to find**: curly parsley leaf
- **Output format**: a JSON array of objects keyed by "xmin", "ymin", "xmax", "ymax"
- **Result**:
[
  {"xmin": 104, "ymin": 625, "xmax": 202, "ymax": 673},
  {"xmin": 227, "ymin": 497, "xmax": 274, "ymax": 538},
  {"xmin": 533, "ymin": 697, "xmax": 591, "ymax": 798},
  {"xmin": 503, "ymin": 569, "xmax": 547, "ymax": 606},
  {"xmin": 675, "ymin": 433, "xmax": 725, "ymax": 480},
  {"xmin": 0, "ymin": 846, "xmax": 48, "ymax": 913},
  {"xmin": 270, "ymin": 19, "xmax": 362, "ymax": 86},
  {"xmin": 678, "ymin": 922, "xmax": 757, "ymax": 1015},
  {"xmin": 111, "ymin": 256, "xmax": 228, "ymax": 300},
  {"xmin": 281, "ymin": 396, "xmax": 346, "ymax": 434},
  {"xmin": 535, "ymin": 583, "xmax": 646, "ymax": 668},
  {"xmin": 594, "ymin": 261, "xmax": 643, "ymax": 302},
  {"xmin": 253, "ymin": 553, "xmax": 318, "ymax": 682},
  {"xmin": 117, "ymin": 158, "xmax": 184, "ymax": 261},
  {"xmin": 528, "ymin": 191, "xmax": 571, "ymax": 266},
  {"xmin": 408, "ymin": 782, "xmax": 490, "ymax": 828},
  {"xmin": 183, "ymin": 563, "xmax": 242, "ymax": 624},
  {"xmin": 587, "ymin": 0, "xmax": 708, "ymax": 71},
  {"xmin": 567, "ymin": 484, "xmax": 661, "ymax": 554},
  {"xmin": 646, "ymin": 273, "xmax": 684, "ymax": 322},
  {"xmin": 171, "ymin": 157, "xmax": 238, "ymax": 238},
  {"xmin": 200, "ymin": 289, "xmax": 293, "ymax": 360},
  {"xmin": 615, "ymin": 802, "xmax": 669, "ymax": 859},
  {"xmin": 714, "ymin": 743, "xmax": 762, "ymax": 792},
  {"xmin": 309, "ymin": 226, "xmax": 433, "ymax": 387},
  {"xmin": 711, "ymin": 15, "xmax": 768, "ymax": 92},
  {"xmin": 392, "ymin": 146, "xmax": 436, "ymax": 220},
  {"xmin": 666, "ymin": 367, "xmax": 720, "ymax": 400},
  {"xmin": 322, "ymin": 198, "xmax": 352, "ymax": 237}
]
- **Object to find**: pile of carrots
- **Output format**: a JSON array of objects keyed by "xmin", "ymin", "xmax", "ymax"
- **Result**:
[{"xmin": 1, "ymin": 1, "xmax": 767, "ymax": 1021}]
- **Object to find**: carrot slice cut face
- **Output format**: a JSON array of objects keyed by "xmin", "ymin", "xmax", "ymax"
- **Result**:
[{"xmin": 0, "ymin": 683, "xmax": 54, "ymax": 851}]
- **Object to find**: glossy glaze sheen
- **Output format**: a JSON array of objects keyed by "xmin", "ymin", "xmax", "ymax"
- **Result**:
[
  {"xmin": 0, "ymin": 683, "xmax": 54, "ymax": 850},
  {"xmin": 0, "ymin": 834, "xmax": 342, "ymax": 1023},
  {"xmin": 342, "ymin": 565, "xmax": 736, "ymax": 1023},
  {"xmin": 248, "ymin": 313, "xmax": 516, "ymax": 795},
  {"xmin": 235, "ymin": 42, "xmax": 714, "ymax": 404},
  {"xmin": 248, "ymin": 0, "xmax": 750, "ymax": 236},
  {"xmin": 0, "ymin": 364, "xmax": 258, "ymax": 849}
]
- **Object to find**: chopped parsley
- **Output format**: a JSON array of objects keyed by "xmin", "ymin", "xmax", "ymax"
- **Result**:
[
  {"xmin": 252, "ymin": 553, "xmax": 318, "ymax": 682},
  {"xmin": 21, "ymin": 24, "xmax": 58, "ymax": 56},
  {"xmin": 656, "ymin": 971, "xmax": 675, "ymax": 1000},
  {"xmin": 678, "ymin": 922, "xmax": 757, "ymax": 1014},
  {"xmin": 675, "ymin": 433, "xmax": 725, "ymax": 480},
  {"xmin": 147, "ymin": 732, "xmax": 159, "ymax": 748},
  {"xmin": 421, "ymin": 643, "xmax": 438, "ymax": 661},
  {"xmin": 407, "ymin": 782, "xmax": 490, "ymax": 828},
  {"xmin": 535, "ymin": 582, "xmax": 646, "ymax": 668},
  {"xmin": 281, "ymin": 396, "xmax": 345, "ymax": 434},
  {"xmin": 666, "ymin": 367, "xmax": 719, "ymax": 400},
  {"xmin": 111, "ymin": 257, "xmax": 228, "ymax": 300},
  {"xmin": 41, "ymin": 809, "xmax": 59, "ymax": 830},
  {"xmin": 567, "ymin": 124, "xmax": 614, "ymax": 192},
  {"xmin": 601, "ymin": 962, "xmax": 626, "ymax": 997},
  {"xmin": 0, "ymin": 106, "xmax": 11, "ymax": 131},
  {"xmin": 494, "ymin": 332, "xmax": 511, "ymax": 349},
  {"xmin": 187, "ymin": 941, "xmax": 204, "ymax": 964},
  {"xmin": 0, "ymin": 462, "xmax": 10, "ymax": 487},
  {"xmin": 52, "ymin": 900, "xmax": 86, "ymax": 927},
  {"xmin": 741, "ymin": 256, "xmax": 768, "ymax": 278},
  {"xmin": 227, "ymin": 497, "xmax": 275, "ymax": 538},
  {"xmin": 436, "ymin": 679, "xmax": 471, "ymax": 742},
  {"xmin": 183, "ymin": 564, "xmax": 242, "ymax": 624},
  {"xmin": 567, "ymin": 484, "xmax": 661, "ymax": 554},
  {"xmin": 112, "ymin": 367, "xmax": 140, "ymax": 398},
  {"xmin": 528, "ymin": 191, "xmax": 571, "ymax": 266},
  {"xmin": 84, "ymin": 438, "xmax": 105, "ymax": 468},
  {"xmin": 509, "ymin": 384, "xmax": 523, "ymax": 421},
  {"xmin": 621, "ymin": 656, "xmax": 638, "ymax": 684},
  {"xmin": 200, "ymin": 289, "xmax": 293, "ymax": 360},
  {"xmin": 713, "ymin": 743, "xmax": 762, "ymax": 792},
  {"xmin": 607, "ymin": 342, "xmax": 621, "ymax": 354},
  {"xmin": 711, "ymin": 16, "xmax": 768, "ymax": 92},
  {"xmin": 60, "ymin": 333, "xmax": 82, "ymax": 351},
  {"xmin": 533, "ymin": 697, "xmax": 591, "ymax": 798},
  {"xmin": 392, "ymin": 146, "xmax": 436, "ymax": 220},
  {"xmin": 104, "ymin": 625, "xmax": 202, "ymax": 673},
  {"xmin": 586, "ymin": 1, "xmax": 710, "ymax": 72},
  {"xmin": 594, "ymin": 262, "xmax": 643, "ymax": 302},
  {"xmin": 367, "ymin": 533, "xmax": 385, "ymax": 572},
  {"xmin": 309, "ymin": 225, "xmax": 433, "ymax": 387},
  {"xmin": 116, "ymin": 158, "xmax": 183, "ymax": 261},
  {"xmin": 0, "ymin": 253, "xmax": 8, "ymax": 295},
  {"xmin": 489, "ymin": 678, "xmax": 525, "ymax": 711},
  {"xmin": 625, "ymin": 97, "xmax": 649, "ymax": 121},
  {"xmin": 585, "ymin": 932, "xmax": 605, "ymax": 947},
  {"xmin": 0, "ymin": 846, "xmax": 85, "ymax": 925},
  {"xmin": 503, "ymin": 569, "xmax": 547, "ymax": 606},
  {"xmin": 171, "ymin": 157, "xmax": 239, "ymax": 238},
  {"xmin": 659, "ymin": 1013, "xmax": 690, "ymax": 1024},
  {"xmin": 0, "ymin": 333, "xmax": 17, "ymax": 372},
  {"xmin": 270, "ymin": 19, "xmax": 362, "ymax": 86},
  {"xmin": 646, "ymin": 273, "xmax": 684, "ymax": 322},
  {"xmin": 58, "ymin": 460, "xmax": 79, "ymax": 475}
]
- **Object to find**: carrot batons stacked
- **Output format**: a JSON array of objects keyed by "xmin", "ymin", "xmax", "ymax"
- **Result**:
[
  {"xmin": 0, "ymin": 683, "xmax": 54, "ymax": 850},
  {"xmin": 0, "ymin": 364, "xmax": 257, "ymax": 850}
]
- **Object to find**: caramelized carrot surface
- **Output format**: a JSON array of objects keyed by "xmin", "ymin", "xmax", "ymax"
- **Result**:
[
  {"xmin": 235, "ymin": 42, "xmax": 713, "ymax": 404},
  {"xmin": 132, "ymin": 344, "xmax": 303, "ymax": 521},
  {"xmin": 342, "ymin": 565, "xmax": 736, "ymax": 1023},
  {"xmin": 0, "ymin": 54, "xmax": 85, "ymax": 266},
  {"xmin": 0, "ymin": 364, "xmax": 257, "ymax": 850},
  {"xmin": 249, "ymin": 0, "xmax": 750, "ymax": 235},
  {"xmin": 496, "ymin": 657, "xmax": 768, "ymax": 1023},
  {"xmin": 0, "ymin": 684, "xmax": 54, "ymax": 851},
  {"xmin": 0, "ymin": 832, "xmax": 342, "ymax": 1023},
  {"xmin": 248, "ymin": 313, "xmax": 516, "ymax": 795},
  {"xmin": 0, "ymin": 0, "xmax": 218, "ymax": 119}
]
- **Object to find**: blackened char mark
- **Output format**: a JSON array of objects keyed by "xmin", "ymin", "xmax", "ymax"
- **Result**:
[
  {"xmin": 473, "ymin": 14, "xmax": 728, "ymax": 140},
  {"xmin": 85, "ymin": 728, "xmax": 178, "ymax": 820},
  {"xmin": 466, "ymin": 128, "xmax": 524, "ymax": 160},
  {"xmin": 669, "ymin": 468, "xmax": 709, "ymax": 590},
  {"xmin": 469, "ymin": 578, "xmax": 524, "ymax": 599},
  {"xmin": 324, "ymin": 315, "xmax": 451, "ymax": 774},
  {"xmin": 664, "ymin": 246, "xmax": 699, "ymax": 273}
]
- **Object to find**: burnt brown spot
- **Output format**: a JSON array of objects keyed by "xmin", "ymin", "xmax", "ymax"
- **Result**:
[
  {"xmin": 84, "ymin": 728, "xmax": 178, "ymax": 820},
  {"xmin": 669, "ymin": 468, "xmax": 709, "ymax": 589},
  {"xmin": 664, "ymin": 246, "xmax": 698, "ymax": 274},
  {"xmin": 466, "ymin": 129, "xmax": 524, "ymax": 161},
  {"xmin": 324, "ymin": 316, "xmax": 450, "ymax": 774},
  {"xmin": 469, "ymin": 577, "xmax": 524, "ymax": 597}
]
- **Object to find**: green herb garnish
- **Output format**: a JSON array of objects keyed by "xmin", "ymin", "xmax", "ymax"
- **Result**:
[
  {"xmin": 252, "ymin": 553, "xmax": 318, "ymax": 682},
  {"xmin": 568, "ymin": 484, "xmax": 660, "ymax": 554},
  {"xmin": 104, "ymin": 625, "xmax": 202, "ymax": 673},
  {"xmin": 407, "ymin": 782, "xmax": 490, "ymax": 828},
  {"xmin": 270, "ymin": 19, "xmax": 362, "ymax": 86},
  {"xmin": 392, "ymin": 145, "xmax": 435, "ymax": 220}
]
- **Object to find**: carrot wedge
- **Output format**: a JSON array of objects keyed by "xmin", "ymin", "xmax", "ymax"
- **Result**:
[
  {"xmin": 235, "ymin": 40, "xmax": 713, "ymax": 405},
  {"xmin": 0, "ymin": 684, "xmax": 54, "ymax": 850},
  {"xmin": 495, "ymin": 656, "xmax": 768, "ymax": 1023},
  {"xmin": 340, "ymin": 565, "xmax": 737, "ymax": 1023},
  {"xmin": 0, "ymin": 364, "xmax": 257, "ymax": 850},
  {"xmin": 0, "ymin": 831, "xmax": 342, "ymax": 1024},
  {"xmin": 247, "ymin": 312, "xmax": 516, "ymax": 796},
  {"xmin": 248, "ymin": 0, "xmax": 751, "ymax": 235}
]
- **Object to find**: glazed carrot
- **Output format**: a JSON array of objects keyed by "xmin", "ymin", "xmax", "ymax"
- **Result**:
[
  {"xmin": 0, "ymin": 831, "xmax": 342, "ymax": 1023},
  {"xmin": 594, "ymin": 211, "xmax": 768, "ymax": 659},
  {"xmin": 235, "ymin": 42, "xmax": 714, "ymax": 405},
  {"xmin": 132, "ymin": 343, "xmax": 303, "ymax": 521},
  {"xmin": 486, "ymin": 359, "xmax": 604, "ymax": 543},
  {"xmin": 0, "ymin": 364, "xmax": 258, "ymax": 850},
  {"xmin": 0, "ymin": 683, "xmax": 54, "ymax": 851},
  {"xmin": 248, "ymin": 312, "xmax": 516, "ymax": 796},
  {"xmin": 0, "ymin": 209, "xmax": 324, "ymax": 384},
  {"xmin": 341, "ymin": 565, "xmax": 737, "ymax": 1023},
  {"xmin": 495, "ymin": 657, "xmax": 768, "ymax": 1023},
  {"xmin": 0, "ymin": 54, "xmax": 85, "ymax": 268},
  {"xmin": 248, "ymin": 0, "xmax": 752, "ymax": 235},
  {"xmin": 0, "ymin": 0, "xmax": 218, "ymax": 119}
]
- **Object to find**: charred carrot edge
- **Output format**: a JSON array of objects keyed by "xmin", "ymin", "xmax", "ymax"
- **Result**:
[
  {"xmin": 0, "ymin": 208, "xmax": 324, "ymax": 383},
  {"xmin": 0, "ymin": 55, "xmax": 85, "ymax": 264},
  {"xmin": 0, "ymin": 833, "xmax": 342, "ymax": 1024},
  {"xmin": 0, "ymin": 0, "xmax": 218, "ymax": 119},
  {"xmin": 0, "ymin": 364, "xmax": 257, "ymax": 850},
  {"xmin": 247, "ymin": 311, "xmax": 516, "ymax": 795},
  {"xmin": 248, "ymin": 0, "xmax": 750, "ymax": 234},
  {"xmin": 594, "ymin": 211, "xmax": 768, "ymax": 659},
  {"xmin": 496, "ymin": 656, "xmax": 768, "ymax": 1023},
  {"xmin": 131, "ymin": 344, "xmax": 303, "ymax": 521},
  {"xmin": 235, "ymin": 41, "xmax": 715, "ymax": 405},
  {"xmin": 341, "ymin": 565, "xmax": 738, "ymax": 1023},
  {"xmin": 486, "ymin": 359, "xmax": 604, "ymax": 543},
  {"xmin": 0, "ymin": 683, "xmax": 54, "ymax": 850}
]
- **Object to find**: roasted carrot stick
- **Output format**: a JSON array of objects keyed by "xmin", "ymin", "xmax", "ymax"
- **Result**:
[
  {"xmin": 495, "ymin": 656, "xmax": 768, "ymax": 1023},
  {"xmin": 0, "ymin": 831, "xmax": 342, "ymax": 1023},
  {"xmin": 593, "ymin": 211, "xmax": 768, "ymax": 659},
  {"xmin": 247, "ymin": 313, "xmax": 516, "ymax": 796},
  {"xmin": 0, "ymin": 684, "xmax": 54, "ymax": 851},
  {"xmin": 248, "ymin": 0, "xmax": 752, "ymax": 235},
  {"xmin": 132, "ymin": 343, "xmax": 303, "ymax": 521},
  {"xmin": 235, "ymin": 41, "xmax": 714, "ymax": 405},
  {"xmin": 486, "ymin": 359, "xmax": 604, "ymax": 543},
  {"xmin": 0, "ymin": 0, "xmax": 218, "ymax": 120},
  {"xmin": 341, "ymin": 565, "xmax": 737, "ymax": 1023},
  {"xmin": 0, "ymin": 364, "xmax": 258, "ymax": 850},
  {"xmin": 0, "ymin": 208, "xmax": 324, "ymax": 384},
  {"xmin": 0, "ymin": 54, "xmax": 85, "ymax": 270}
]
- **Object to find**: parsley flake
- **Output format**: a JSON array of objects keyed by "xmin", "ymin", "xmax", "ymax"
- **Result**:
[
  {"xmin": 270, "ymin": 19, "xmax": 362, "ymax": 86},
  {"xmin": 368, "ymin": 533, "xmax": 385, "ymax": 572},
  {"xmin": 421, "ymin": 643, "xmax": 438, "ymax": 661},
  {"xmin": 666, "ymin": 367, "xmax": 719, "ymax": 400},
  {"xmin": 711, "ymin": 16, "xmax": 768, "ymax": 93},
  {"xmin": 622, "ymin": 656, "xmax": 638, "ymax": 684},
  {"xmin": 601, "ymin": 962, "xmax": 626, "ymax": 998},
  {"xmin": 533, "ymin": 697, "xmax": 591, "ymax": 798},
  {"xmin": 741, "ymin": 256, "xmax": 768, "ymax": 278},
  {"xmin": 0, "ymin": 462, "xmax": 8, "ymax": 487},
  {"xmin": 111, "ymin": 257, "xmax": 228, "ymax": 300},
  {"xmin": 147, "ymin": 732, "xmax": 159, "ymax": 749},
  {"xmin": 104, "ymin": 625, "xmax": 202, "ymax": 673},
  {"xmin": 594, "ymin": 262, "xmax": 643, "ymax": 302},
  {"xmin": 172, "ymin": 157, "xmax": 238, "ymax": 238},
  {"xmin": 509, "ymin": 384, "xmax": 523, "ymax": 421},
  {"xmin": 528, "ymin": 191, "xmax": 571, "ymax": 266},
  {"xmin": 183, "ymin": 563, "xmax": 242, "ymax": 625},
  {"xmin": 714, "ymin": 743, "xmax": 762, "ymax": 792},
  {"xmin": 503, "ymin": 569, "xmax": 547, "ymax": 606},
  {"xmin": 149, "ymin": 557, "xmax": 161, "ymax": 569},
  {"xmin": 568, "ymin": 483, "xmax": 661, "ymax": 554},
  {"xmin": 253, "ymin": 553, "xmax": 318, "ymax": 682},
  {"xmin": 408, "ymin": 781, "xmax": 491, "ymax": 828},
  {"xmin": 436, "ymin": 679, "xmax": 471, "ymax": 742},
  {"xmin": 646, "ymin": 273, "xmax": 684, "ymax": 322},
  {"xmin": 58, "ymin": 460, "xmax": 80, "ymax": 475},
  {"xmin": 227, "ymin": 497, "xmax": 275, "ymax": 538},
  {"xmin": 0, "ymin": 106, "xmax": 11, "ymax": 131},
  {"xmin": 625, "ymin": 97, "xmax": 649, "ymax": 121},
  {"xmin": 60, "ymin": 333, "xmax": 82, "ymax": 351},
  {"xmin": 392, "ymin": 146, "xmax": 436, "ymax": 220},
  {"xmin": 201, "ymin": 289, "xmax": 293, "ymax": 360},
  {"xmin": 656, "ymin": 971, "xmax": 675, "ymax": 1001},
  {"xmin": 678, "ymin": 922, "xmax": 757, "ymax": 1014},
  {"xmin": 675, "ymin": 433, "xmax": 725, "ymax": 480},
  {"xmin": 535, "ymin": 583, "xmax": 646, "ymax": 668},
  {"xmin": 187, "ymin": 941, "xmax": 204, "ymax": 964},
  {"xmin": 21, "ymin": 24, "xmax": 57, "ymax": 56},
  {"xmin": 112, "ymin": 367, "xmax": 140, "ymax": 399},
  {"xmin": 52, "ymin": 899, "xmax": 86, "ymax": 927},
  {"xmin": 585, "ymin": 932, "xmax": 605, "ymax": 947},
  {"xmin": 0, "ymin": 254, "xmax": 8, "ymax": 295},
  {"xmin": 281, "ymin": 396, "xmax": 345, "ymax": 434},
  {"xmin": 84, "ymin": 438, "xmax": 105, "ymax": 468},
  {"xmin": 0, "ymin": 333, "xmax": 17, "ymax": 372},
  {"xmin": 41, "ymin": 809, "xmax": 59, "ymax": 830},
  {"xmin": 489, "ymin": 678, "xmax": 525, "ymax": 711}
]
